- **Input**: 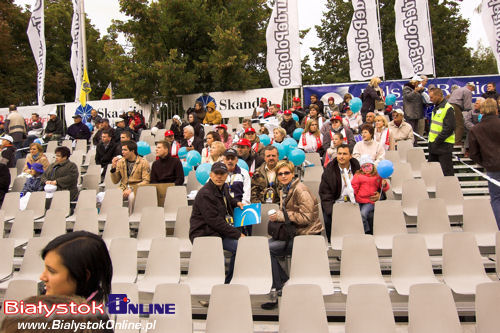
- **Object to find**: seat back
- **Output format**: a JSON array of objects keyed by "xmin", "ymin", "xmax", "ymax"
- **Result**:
[
  {"xmin": 144, "ymin": 238, "xmax": 180, "ymax": 283},
  {"xmin": 1, "ymin": 192, "xmax": 20, "ymax": 220},
  {"xmin": 99, "ymin": 188, "xmax": 123, "ymax": 217},
  {"xmin": 206, "ymin": 284, "xmax": 253, "ymax": 333},
  {"xmin": 373, "ymin": 200, "xmax": 407, "ymax": 246},
  {"xmin": 416, "ymin": 198, "xmax": 451, "ymax": 234},
  {"xmin": 420, "ymin": 162, "xmax": 443, "ymax": 192},
  {"xmin": 132, "ymin": 186, "xmax": 158, "ymax": 214},
  {"xmin": 11, "ymin": 177, "xmax": 26, "ymax": 192},
  {"xmin": 463, "ymin": 198, "xmax": 498, "ymax": 234},
  {"xmin": 110, "ymin": 238, "xmax": 138, "ymax": 283},
  {"xmin": 10, "ymin": 210, "xmax": 34, "ymax": 242},
  {"xmin": 443, "ymin": 232, "xmax": 489, "ymax": 282},
  {"xmin": 4, "ymin": 280, "xmax": 38, "ymax": 301},
  {"xmin": 19, "ymin": 237, "xmax": 50, "ymax": 277},
  {"xmin": 164, "ymin": 186, "xmax": 188, "ymax": 215},
  {"xmin": 252, "ymin": 203, "xmax": 279, "ymax": 237},
  {"xmin": 137, "ymin": 207, "xmax": 166, "ymax": 241},
  {"xmin": 436, "ymin": 176, "xmax": 464, "ymax": 207},
  {"xmin": 384, "ymin": 150, "xmax": 399, "ymax": 165},
  {"xmin": 102, "ymin": 207, "xmax": 130, "ymax": 245},
  {"xmin": 0, "ymin": 238, "xmax": 14, "ymax": 280},
  {"xmin": 476, "ymin": 282, "xmax": 500, "ymax": 333},
  {"xmin": 40, "ymin": 209, "xmax": 66, "ymax": 238},
  {"xmin": 396, "ymin": 139, "xmax": 413, "ymax": 162},
  {"xmin": 150, "ymin": 284, "xmax": 192, "ymax": 333},
  {"xmin": 26, "ymin": 191, "xmax": 46, "ymax": 219},
  {"xmin": 74, "ymin": 190, "xmax": 97, "ymax": 213},
  {"xmin": 186, "ymin": 170, "xmax": 201, "ymax": 193},
  {"xmin": 73, "ymin": 207, "xmax": 99, "ymax": 234},
  {"xmin": 16, "ymin": 158, "xmax": 26, "ymax": 175},
  {"xmin": 402, "ymin": 178, "xmax": 428, "ymax": 215},
  {"xmin": 390, "ymin": 162, "xmax": 413, "ymax": 194},
  {"xmin": 49, "ymin": 190, "xmax": 70, "ymax": 217},
  {"xmin": 185, "ymin": 237, "xmax": 225, "ymax": 293},
  {"xmin": 330, "ymin": 202, "xmax": 365, "ymax": 250},
  {"xmin": 81, "ymin": 173, "xmax": 100, "ymax": 191},
  {"xmin": 173, "ymin": 206, "xmax": 193, "ymax": 248},
  {"xmin": 46, "ymin": 141, "xmax": 58, "ymax": 154},
  {"xmin": 406, "ymin": 148, "xmax": 427, "ymax": 177}
]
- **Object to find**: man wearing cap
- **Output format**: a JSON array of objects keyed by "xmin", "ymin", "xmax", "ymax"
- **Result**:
[
  {"xmin": 263, "ymin": 104, "xmax": 280, "ymax": 119},
  {"xmin": 251, "ymin": 145, "xmax": 280, "ymax": 204},
  {"xmin": 93, "ymin": 118, "xmax": 115, "ymax": 146},
  {"xmin": 1, "ymin": 135, "xmax": 16, "ymax": 168},
  {"xmin": 95, "ymin": 129, "xmax": 118, "ymax": 180},
  {"xmin": 290, "ymin": 96, "xmax": 306, "ymax": 121},
  {"xmin": 150, "ymin": 140, "xmax": 184, "ymax": 185},
  {"xmin": 236, "ymin": 138, "xmax": 264, "ymax": 177},
  {"xmin": 402, "ymin": 75, "xmax": 425, "ymax": 140},
  {"xmin": 181, "ymin": 125, "xmax": 204, "ymax": 154},
  {"xmin": 44, "ymin": 109, "xmax": 64, "ymax": 141},
  {"xmin": 222, "ymin": 148, "xmax": 251, "ymax": 203},
  {"xmin": 388, "ymin": 109, "xmax": 414, "ymax": 145},
  {"xmin": 113, "ymin": 117, "xmax": 134, "ymax": 143},
  {"xmin": 280, "ymin": 109, "xmax": 298, "ymax": 137},
  {"xmin": 244, "ymin": 127, "xmax": 265, "ymax": 155},
  {"xmin": 67, "ymin": 114, "xmax": 91, "ymax": 141},
  {"xmin": 252, "ymin": 98, "xmax": 269, "ymax": 119},
  {"xmin": 4, "ymin": 105, "xmax": 27, "ymax": 152},
  {"xmin": 164, "ymin": 130, "xmax": 181, "ymax": 158},
  {"xmin": 448, "ymin": 82, "xmax": 474, "ymax": 145},
  {"xmin": 322, "ymin": 116, "xmax": 355, "ymax": 152},
  {"xmin": 189, "ymin": 161, "xmax": 246, "ymax": 283}
]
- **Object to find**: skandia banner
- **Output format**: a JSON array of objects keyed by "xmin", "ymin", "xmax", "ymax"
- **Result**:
[
  {"xmin": 481, "ymin": 0, "xmax": 500, "ymax": 73},
  {"xmin": 70, "ymin": 0, "xmax": 84, "ymax": 102},
  {"xmin": 27, "ymin": 0, "xmax": 46, "ymax": 106},
  {"xmin": 394, "ymin": 0, "xmax": 434, "ymax": 78},
  {"xmin": 266, "ymin": 0, "xmax": 302, "ymax": 88},
  {"xmin": 347, "ymin": 0, "xmax": 384, "ymax": 81},
  {"xmin": 303, "ymin": 75, "xmax": 500, "ymax": 110},
  {"xmin": 182, "ymin": 87, "xmax": 284, "ymax": 118}
]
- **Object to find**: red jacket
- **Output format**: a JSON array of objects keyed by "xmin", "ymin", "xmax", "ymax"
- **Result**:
[{"xmin": 351, "ymin": 172, "xmax": 389, "ymax": 204}]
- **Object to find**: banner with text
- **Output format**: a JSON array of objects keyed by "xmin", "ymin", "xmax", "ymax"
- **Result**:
[
  {"xmin": 347, "ymin": 0, "xmax": 384, "ymax": 81},
  {"xmin": 303, "ymin": 75, "xmax": 500, "ymax": 110},
  {"xmin": 182, "ymin": 87, "xmax": 284, "ymax": 118},
  {"xmin": 0, "ymin": 99, "xmax": 150, "ymax": 128},
  {"xmin": 266, "ymin": 0, "xmax": 302, "ymax": 88},
  {"xmin": 70, "ymin": 0, "xmax": 84, "ymax": 102},
  {"xmin": 27, "ymin": 0, "xmax": 46, "ymax": 106},
  {"xmin": 481, "ymin": 0, "xmax": 500, "ymax": 74},
  {"xmin": 394, "ymin": 0, "xmax": 434, "ymax": 78}
]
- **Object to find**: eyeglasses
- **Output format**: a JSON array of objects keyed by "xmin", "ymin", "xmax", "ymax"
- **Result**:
[{"xmin": 278, "ymin": 171, "xmax": 292, "ymax": 177}]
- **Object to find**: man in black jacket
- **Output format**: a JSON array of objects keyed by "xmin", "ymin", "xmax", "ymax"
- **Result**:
[
  {"xmin": 319, "ymin": 144, "xmax": 361, "ymax": 242},
  {"xmin": 280, "ymin": 109, "xmax": 297, "ymax": 136},
  {"xmin": 0, "ymin": 161, "xmax": 10, "ymax": 206},
  {"xmin": 44, "ymin": 109, "xmax": 64, "ymax": 141},
  {"xmin": 67, "ymin": 115, "xmax": 91, "ymax": 141},
  {"xmin": 181, "ymin": 125, "xmax": 203, "ymax": 154},
  {"xmin": 189, "ymin": 162, "xmax": 245, "ymax": 283},
  {"xmin": 95, "ymin": 130, "xmax": 118, "ymax": 181},
  {"xmin": 150, "ymin": 141, "xmax": 184, "ymax": 185}
]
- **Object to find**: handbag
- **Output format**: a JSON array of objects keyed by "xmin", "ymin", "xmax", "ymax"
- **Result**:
[{"xmin": 268, "ymin": 207, "xmax": 296, "ymax": 246}]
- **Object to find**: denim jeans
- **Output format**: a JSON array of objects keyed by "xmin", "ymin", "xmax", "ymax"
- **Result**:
[
  {"xmin": 222, "ymin": 238, "xmax": 239, "ymax": 283},
  {"xmin": 268, "ymin": 238, "xmax": 294, "ymax": 290},
  {"xmin": 487, "ymin": 171, "xmax": 500, "ymax": 230},
  {"xmin": 359, "ymin": 203, "xmax": 375, "ymax": 234}
]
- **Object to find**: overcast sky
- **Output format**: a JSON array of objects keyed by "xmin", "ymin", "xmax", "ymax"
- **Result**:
[{"xmin": 15, "ymin": 0, "xmax": 485, "ymax": 63}]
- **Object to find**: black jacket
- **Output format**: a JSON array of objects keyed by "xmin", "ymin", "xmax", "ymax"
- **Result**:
[
  {"xmin": 67, "ymin": 122, "xmax": 91, "ymax": 141},
  {"xmin": 241, "ymin": 151, "xmax": 264, "ymax": 173},
  {"xmin": 280, "ymin": 118, "xmax": 297, "ymax": 137},
  {"xmin": 0, "ymin": 163, "xmax": 10, "ymax": 206},
  {"xmin": 428, "ymin": 99, "xmax": 456, "ymax": 155},
  {"xmin": 318, "ymin": 157, "xmax": 360, "ymax": 216},
  {"xmin": 93, "ymin": 127, "xmax": 115, "ymax": 146},
  {"xmin": 182, "ymin": 119, "xmax": 205, "ymax": 141},
  {"xmin": 113, "ymin": 127, "xmax": 134, "ymax": 143},
  {"xmin": 189, "ymin": 179, "xmax": 241, "ymax": 242},
  {"xmin": 170, "ymin": 121, "xmax": 185, "ymax": 142},
  {"xmin": 96, "ymin": 141, "xmax": 118, "ymax": 167},
  {"xmin": 150, "ymin": 154, "xmax": 184, "ymax": 185},
  {"xmin": 181, "ymin": 136, "xmax": 204, "ymax": 154},
  {"xmin": 45, "ymin": 117, "xmax": 64, "ymax": 135},
  {"xmin": 1, "ymin": 146, "xmax": 16, "ymax": 168},
  {"xmin": 469, "ymin": 114, "xmax": 500, "ymax": 172},
  {"xmin": 360, "ymin": 85, "xmax": 381, "ymax": 115},
  {"xmin": 481, "ymin": 90, "xmax": 499, "ymax": 101}
]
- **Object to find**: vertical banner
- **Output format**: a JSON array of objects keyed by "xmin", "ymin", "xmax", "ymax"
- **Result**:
[
  {"xmin": 26, "ymin": 0, "xmax": 46, "ymax": 106},
  {"xmin": 70, "ymin": 0, "xmax": 84, "ymax": 102},
  {"xmin": 266, "ymin": 0, "xmax": 302, "ymax": 88},
  {"xmin": 347, "ymin": 0, "xmax": 385, "ymax": 81},
  {"xmin": 394, "ymin": 0, "xmax": 435, "ymax": 78},
  {"xmin": 481, "ymin": 0, "xmax": 500, "ymax": 74}
]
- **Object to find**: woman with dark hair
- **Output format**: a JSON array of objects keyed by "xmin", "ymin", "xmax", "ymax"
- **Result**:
[
  {"xmin": 201, "ymin": 131, "xmax": 221, "ymax": 164},
  {"xmin": 183, "ymin": 113, "xmax": 205, "ymax": 140},
  {"xmin": 216, "ymin": 124, "xmax": 233, "ymax": 149},
  {"xmin": 41, "ymin": 146, "xmax": 79, "ymax": 201},
  {"xmin": 40, "ymin": 231, "xmax": 112, "ymax": 304},
  {"xmin": 352, "ymin": 124, "xmax": 385, "ymax": 164}
]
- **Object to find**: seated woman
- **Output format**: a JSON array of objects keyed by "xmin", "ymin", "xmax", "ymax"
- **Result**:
[
  {"xmin": 21, "ymin": 163, "xmax": 44, "ymax": 196},
  {"xmin": 298, "ymin": 119, "xmax": 324, "ymax": 156},
  {"xmin": 272, "ymin": 127, "xmax": 287, "ymax": 144},
  {"xmin": 324, "ymin": 132, "xmax": 344, "ymax": 167},
  {"xmin": 23, "ymin": 142, "xmax": 50, "ymax": 174},
  {"xmin": 342, "ymin": 108, "xmax": 363, "ymax": 134},
  {"xmin": 216, "ymin": 124, "xmax": 233, "ymax": 149},
  {"xmin": 41, "ymin": 146, "xmax": 79, "ymax": 201},
  {"xmin": 352, "ymin": 124, "xmax": 385, "ymax": 165},
  {"xmin": 373, "ymin": 115, "xmax": 395, "ymax": 151},
  {"xmin": 201, "ymin": 131, "xmax": 221, "ymax": 164},
  {"xmin": 262, "ymin": 160, "xmax": 323, "ymax": 310},
  {"xmin": 40, "ymin": 231, "xmax": 112, "ymax": 304}
]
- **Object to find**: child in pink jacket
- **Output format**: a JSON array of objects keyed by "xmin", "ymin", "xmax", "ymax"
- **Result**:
[{"xmin": 351, "ymin": 155, "xmax": 390, "ymax": 234}]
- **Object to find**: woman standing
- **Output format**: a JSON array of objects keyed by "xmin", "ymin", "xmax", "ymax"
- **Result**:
[
  {"xmin": 352, "ymin": 124, "xmax": 386, "ymax": 164},
  {"xmin": 23, "ymin": 142, "xmax": 50, "ymax": 173},
  {"xmin": 373, "ymin": 115, "xmax": 395, "ymax": 151},
  {"xmin": 360, "ymin": 77, "xmax": 383, "ymax": 121},
  {"xmin": 298, "ymin": 119, "xmax": 324, "ymax": 155}
]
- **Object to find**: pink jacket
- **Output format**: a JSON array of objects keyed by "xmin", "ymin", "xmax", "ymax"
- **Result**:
[{"xmin": 351, "ymin": 173, "xmax": 389, "ymax": 204}]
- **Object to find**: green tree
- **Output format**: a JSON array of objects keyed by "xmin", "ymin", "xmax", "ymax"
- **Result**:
[{"xmin": 470, "ymin": 42, "xmax": 499, "ymax": 75}]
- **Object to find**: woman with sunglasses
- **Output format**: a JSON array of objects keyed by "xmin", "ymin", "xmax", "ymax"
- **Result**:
[{"xmin": 262, "ymin": 160, "xmax": 323, "ymax": 310}]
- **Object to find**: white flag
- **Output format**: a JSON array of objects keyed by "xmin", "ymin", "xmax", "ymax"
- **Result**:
[
  {"xmin": 394, "ymin": 0, "xmax": 434, "ymax": 78},
  {"xmin": 346, "ymin": 0, "xmax": 384, "ymax": 81},
  {"xmin": 70, "ymin": 0, "xmax": 84, "ymax": 102},
  {"xmin": 481, "ymin": 0, "xmax": 500, "ymax": 74},
  {"xmin": 27, "ymin": 0, "xmax": 46, "ymax": 106},
  {"xmin": 266, "ymin": 0, "xmax": 302, "ymax": 88}
]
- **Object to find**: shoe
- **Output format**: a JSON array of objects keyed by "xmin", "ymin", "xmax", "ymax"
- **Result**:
[
  {"xmin": 198, "ymin": 300, "xmax": 209, "ymax": 307},
  {"xmin": 261, "ymin": 301, "xmax": 278, "ymax": 310},
  {"xmin": 464, "ymin": 149, "xmax": 470, "ymax": 158}
]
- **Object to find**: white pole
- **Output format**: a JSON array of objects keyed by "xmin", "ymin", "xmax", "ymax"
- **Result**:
[
  {"xmin": 425, "ymin": 0, "xmax": 436, "ymax": 78},
  {"xmin": 376, "ymin": 0, "xmax": 385, "ymax": 81}
]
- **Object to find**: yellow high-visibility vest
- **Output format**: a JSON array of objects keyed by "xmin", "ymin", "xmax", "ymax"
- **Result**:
[{"xmin": 429, "ymin": 102, "xmax": 455, "ymax": 144}]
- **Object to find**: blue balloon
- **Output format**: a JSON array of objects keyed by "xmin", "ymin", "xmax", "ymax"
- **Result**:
[
  {"xmin": 34, "ymin": 138, "xmax": 44, "ymax": 144},
  {"xmin": 259, "ymin": 134, "xmax": 271, "ymax": 146},
  {"xmin": 137, "ymin": 141, "xmax": 151, "ymax": 156},
  {"xmin": 377, "ymin": 159, "xmax": 394, "ymax": 178},
  {"xmin": 349, "ymin": 97, "xmax": 362, "ymax": 113},
  {"xmin": 288, "ymin": 148, "xmax": 306, "ymax": 166},
  {"xmin": 478, "ymin": 114, "xmax": 483, "ymax": 122},
  {"xmin": 237, "ymin": 159, "xmax": 249, "ymax": 171},
  {"xmin": 85, "ymin": 122, "xmax": 93, "ymax": 131},
  {"xmin": 292, "ymin": 128, "xmax": 304, "ymax": 141},
  {"xmin": 196, "ymin": 163, "xmax": 212, "ymax": 185},
  {"xmin": 182, "ymin": 161, "xmax": 192, "ymax": 176},
  {"xmin": 187, "ymin": 150, "xmax": 202, "ymax": 167},
  {"xmin": 282, "ymin": 137, "xmax": 298, "ymax": 155},
  {"xmin": 272, "ymin": 142, "xmax": 287, "ymax": 160},
  {"xmin": 385, "ymin": 94, "xmax": 397, "ymax": 106},
  {"xmin": 292, "ymin": 113, "xmax": 299, "ymax": 122},
  {"xmin": 178, "ymin": 147, "xmax": 188, "ymax": 159}
]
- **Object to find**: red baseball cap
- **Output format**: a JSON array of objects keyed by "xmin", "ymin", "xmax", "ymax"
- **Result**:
[
  {"xmin": 284, "ymin": 109, "xmax": 292, "ymax": 115},
  {"xmin": 216, "ymin": 124, "xmax": 227, "ymax": 131},
  {"xmin": 237, "ymin": 138, "xmax": 252, "ymax": 147},
  {"xmin": 293, "ymin": 97, "xmax": 301, "ymax": 103},
  {"xmin": 164, "ymin": 130, "xmax": 174, "ymax": 137},
  {"xmin": 328, "ymin": 97, "xmax": 334, "ymax": 101},
  {"xmin": 244, "ymin": 127, "xmax": 256, "ymax": 134},
  {"xmin": 276, "ymin": 104, "xmax": 281, "ymax": 110},
  {"xmin": 331, "ymin": 116, "xmax": 342, "ymax": 122},
  {"xmin": 260, "ymin": 98, "xmax": 268, "ymax": 104}
]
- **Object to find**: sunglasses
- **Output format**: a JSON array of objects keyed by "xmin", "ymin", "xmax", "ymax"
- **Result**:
[{"xmin": 278, "ymin": 171, "xmax": 292, "ymax": 177}]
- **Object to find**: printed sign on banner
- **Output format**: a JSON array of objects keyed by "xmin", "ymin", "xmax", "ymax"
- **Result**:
[
  {"xmin": 481, "ymin": 0, "xmax": 500, "ymax": 74},
  {"xmin": 182, "ymin": 88, "xmax": 284, "ymax": 118},
  {"xmin": 27, "ymin": 0, "xmax": 46, "ymax": 106}
]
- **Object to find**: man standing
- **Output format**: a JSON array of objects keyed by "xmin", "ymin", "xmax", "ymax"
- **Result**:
[
  {"xmin": 189, "ymin": 162, "xmax": 245, "ymax": 283},
  {"xmin": 469, "ymin": 98, "xmax": 500, "ymax": 229},
  {"xmin": 235, "ymin": 138, "xmax": 264, "ymax": 177},
  {"xmin": 428, "ymin": 88, "xmax": 456, "ymax": 176},
  {"xmin": 319, "ymin": 144, "xmax": 361, "ymax": 242},
  {"xmin": 4, "ymin": 105, "xmax": 27, "ymax": 152},
  {"xmin": 95, "ymin": 130, "xmax": 118, "ymax": 180},
  {"xmin": 481, "ymin": 82, "xmax": 499, "ymax": 101},
  {"xmin": 44, "ymin": 109, "xmax": 64, "ymax": 141},
  {"xmin": 448, "ymin": 82, "xmax": 474, "ymax": 145},
  {"xmin": 251, "ymin": 145, "xmax": 280, "ymax": 204},
  {"xmin": 388, "ymin": 109, "xmax": 414, "ymax": 146},
  {"xmin": 306, "ymin": 94, "xmax": 324, "ymax": 115},
  {"xmin": 463, "ymin": 98, "xmax": 484, "ymax": 158},
  {"xmin": 181, "ymin": 125, "xmax": 203, "ymax": 154},
  {"xmin": 402, "ymin": 75, "xmax": 425, "ymax": 137},
  {"xmin": 150, "ymin": 140, "xmax": 184, "ymax": 185},
  {"xmin": 67, "ymin": 115, "xmax": 91, "ymax": 141}
]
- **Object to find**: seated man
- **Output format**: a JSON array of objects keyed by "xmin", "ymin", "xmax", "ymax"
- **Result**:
[
  {"xmin": 95, "ymin": 129, "xmax": 118, "ymax": 180},
  {"xmin": 110, "ymin": 141, "xmax": 150, "ymax": 202},
  {"xmin": 181, "ymin": 125, "xmax": 203, "ymax": 154},
  {"xmin": 0, "ymin": 135, "xmax": 16, "ymax": 168},
  {"xmin": 164, "ymin": 130, "xmax": 181, "ymax": 158},
  {"xmin": 115, "ymin": 131, "xmax": 134, "ymax": 155},
  {"xmin": 388, "ymin": 109, "xmax": 414, "ymax": 146},
  {"xmin": 67, "ymin": 115, "xmax": 91, "ymax": 141},
  {"xmin": 44, "ymin": 109, "xmax": 64, "ymax": 141},
  {"xmin": 113, "ymin": 117, "xmax": 134, "ymax": 143},
  {"xmin": 150, "ymin": 140, "xmax": 184, "ymax": 185},
  {"xmin": 251, "ymin": 145, "xmax": 280, "ymax": 204},
  {"xmin": 41, "ymin": 146, "xmax": 79, "ymax": 201},
  {"xmin": 235, "ymin": 138, "xmax": 264, "ymax": 177},
  {"xmin": 189, "ymin": 162, "xmax": 245, "ymax": 283}
]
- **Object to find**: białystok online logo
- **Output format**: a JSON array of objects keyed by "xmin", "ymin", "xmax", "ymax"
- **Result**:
[{"xmin": 107, "ymin": 294, "xmax": 176, "ymax": 315}]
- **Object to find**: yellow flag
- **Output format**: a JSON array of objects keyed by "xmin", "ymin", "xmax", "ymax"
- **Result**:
[{"xmin": 79, "ymin": 68, "xmax": 91, "ymax": 106}]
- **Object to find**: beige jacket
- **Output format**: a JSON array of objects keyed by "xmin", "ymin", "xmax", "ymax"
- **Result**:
[
  {"xmin": 23, "ymin": 153, "xmax": 50, "ymax": 173},
  {"xmin": 110, "ymin": 156, "xmax": 150, "ymax": 191},
  {"xmin": 388, "ymin": 120, "xmax": 414, "ymax": 143}
]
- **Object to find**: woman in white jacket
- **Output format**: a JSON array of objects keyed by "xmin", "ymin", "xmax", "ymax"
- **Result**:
[
  {"xmin": 353, "ymin": 124, "xmax": 385, "ymax": 165},
  {"xmin": 298, "ymin": 119, "xmax": 324, "ymax": 156}
]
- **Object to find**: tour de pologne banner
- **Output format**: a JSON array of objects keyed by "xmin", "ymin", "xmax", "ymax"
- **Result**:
[
  {"xmin": 266, "ymin": 0, "xmax": 302, "ymax": 88},
  {"xmin": 303, "ymin": 75, "xmax": 500, "ymax": 109},
  {"xmin": 70, "ymin": 0, "xmax": 85, "ymax": 103},
  {"xmin": 347, "ymin": 0, "xmax": 385, "ymax": 81},
  {"xmin": 0, "ymin": 98, "xmax": 151, "ymax": 128},
  {"xmin": 182, "ymin": 87, "xmax": 285, "ymax": 118},
  {"xmin": 26, "ymin": 0, "xmax": 46, "ymax": 106},
  {"xmin": 481, "ymin": 0, "xmax": 500, "ymax": 74},
  {"xmin": 394, "ymin": 0, "xmax": 435, "ymax": 78}
]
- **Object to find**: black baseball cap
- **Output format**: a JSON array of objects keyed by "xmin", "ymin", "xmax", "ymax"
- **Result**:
[
  {"xmin": 223, "ymin": 148, "xmax": 238, "ymax": 157},
  {"xmin": 211, "ymin": 161, "xmax": 228, "ymax": 174},
  {"xmin": 72, "ymin": 114, "xmax": 82, "ymax": 119}
]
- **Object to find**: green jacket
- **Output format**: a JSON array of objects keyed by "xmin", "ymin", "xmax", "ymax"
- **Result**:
[{"xmin": 42, "ymin": 159, "xmax": 79, "ymax": 201}]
